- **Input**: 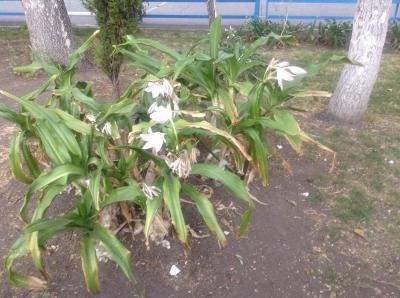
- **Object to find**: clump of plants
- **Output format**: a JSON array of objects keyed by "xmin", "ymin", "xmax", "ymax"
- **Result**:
[
  {"xmin": 240, "ymin": 18, "xmax": 288, "ymax": 42},
  {"xmin": 387, "ymin": 20, "xmax": 400, "ymax": 49},
  {"xmin": 240, "ymin": 18, "xmax": 400, "ymax": 49},
  {"xmin": 0, "ymin": 18, "xmax": 334, "ymax": 293}
]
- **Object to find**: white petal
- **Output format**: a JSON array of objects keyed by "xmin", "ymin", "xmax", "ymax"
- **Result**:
[
  {"xmin": 276, "ymin": 61, "xmax": 289, "ymax": 67},
  {"xmin": 162, "ymin": 79, "xmax": 174, "ymax": 97},
  {"xmin": 277, "ymin": 68, "xmax": 295, "ymax": 82},
  {"xmin": 148, "ymin": 102, "xmax": 158, "ymax": 114},
  {"xmin": 286, "ymin": 66, "xmax": 307, "ymax": 75},
  {"xmin": 140, "ymin": 132, "xmax": 165, "ymax": 153},
  {"xmin": 149, "ymin": 104, "xmax": 173, "ymax": 124}
]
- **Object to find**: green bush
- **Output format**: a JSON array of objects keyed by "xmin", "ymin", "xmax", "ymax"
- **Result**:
[
  {"xmin": 387, "ymin": 21, "xmax": 400, "ymax": 49},
  {"xmin": 238, "ymin": 18, "xmax": 398, "ymax": 50},
  {"xmin": 1, "ymin": 18, "xmax": 335, "ymax": 293},
  {"xmin": 82, "ymin": 0, "xmax": 144, "ymax": 95}
]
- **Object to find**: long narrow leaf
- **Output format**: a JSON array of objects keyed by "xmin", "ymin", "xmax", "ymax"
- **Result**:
[
  {"xmin": 10, "ymin": 133, "xmax": 33, "ymax": 184},
  {"xmin": 181, "ymin": 183, "xmax": 227, "ymax": 246},
  {"xmin": 91, "ymin": 224, "xmax": 134, "ymax": 282},
  {"xmin": 210, "ymin": 17, "xmax": 222, "ymax": 60},
  {"xmin": 163, "ymin": 174, "xmax": 187, "ymax": 244},
  {"xmin": 191, "ymin": 163, "xmax": 251, "ymax": 203},
  {"xmin": 20, "ymin": 164, "xmax": 84, "ymax": 222},
  {"xmin": 81, "ymin": 234, "xmax": 100, "ymax": 294},
  {"xmin": 100, "ymin": 183, "xmax": 143, "ymax": 209},
  {"xmin": 4, "ymin": 236, "xmax": 46, "ymax": 289},
  {"xmin": 174, "ymin": 120, "xmax": 251, "ymax": 161}
]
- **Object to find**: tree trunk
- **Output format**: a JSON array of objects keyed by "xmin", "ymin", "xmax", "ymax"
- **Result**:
[
  {"xmin": 327, "ymin": 0, "xmax": 392, "ymax": 123},
  {"xmin": 207, "ymin": 0, "xmax": 217, "ymax": 27},
  {"xmin": 22, "ymin": 0, "xmax": 75, "ymax": 66}
]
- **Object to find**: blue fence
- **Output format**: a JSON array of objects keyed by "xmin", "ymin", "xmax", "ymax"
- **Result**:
[
  {"xmin": 145, "ymin": 0, "xmax": 260, "ymax": 19},
  {"xmin": 266, "ymin": 0, "xmax": 400, "ymax": 20},
  {"xmin": 0, "ymin": 0, "xmax": 399, "ymax": 21}
]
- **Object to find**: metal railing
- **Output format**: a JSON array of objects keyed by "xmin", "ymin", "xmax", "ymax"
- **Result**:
[
  {"xmin": 0, "ymin": 0, "xmax": 399, "ymax": 21},
  {"xmin": 266, "ymin": 0, "xmax": 400, "ymax": 20}
]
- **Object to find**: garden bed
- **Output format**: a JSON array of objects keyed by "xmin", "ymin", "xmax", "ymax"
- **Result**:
[{"xmin": 0, "ymin": 28, "xmax": 399, "ymax": 297}]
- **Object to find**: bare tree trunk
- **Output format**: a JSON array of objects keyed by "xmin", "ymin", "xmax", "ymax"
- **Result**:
[
  {"xmin": 22, "ymin": 0, "xmax": 75, "ymax": 66},
  {"xmin": 328, "ymin": 0, "xmax": 391, "ymax": 123},
  {"xmin": 207, "ymin": 0, "xmax": 217, "ymax": 27}
]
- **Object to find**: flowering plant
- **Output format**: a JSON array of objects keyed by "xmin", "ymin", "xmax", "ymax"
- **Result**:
[{"xmin": 0, "ymin": 19, "xmax": 334, "ymax": 293}]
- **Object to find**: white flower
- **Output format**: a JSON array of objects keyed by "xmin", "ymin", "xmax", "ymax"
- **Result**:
[
  {"xmin": 140, "ymin": 130, "xmax": 166, "ymax": 153},
  {"xmin": 85, "ymin": 114, "xmax": 96, "ymax": 124},
  {"xmin": 148, "ymin": 104, "xmax": 173, "ymax": 124},
  {"xmin": 272, "ymin": 60, "xmax": 307, "ymax": 90},
  {"xmin": 101, "ymin": 122, "xmax": 112, "ymax": 135},
  {"xmin": 144, "ymin": 79, "xmax": 173, "ymax": 98},
  {"xmin": 142, "ymin": 183, "xmax": 161, "ymax": 200},
  {"xmin": 165, "ymin": 152, "xmax": 192, "ymax": 179}
]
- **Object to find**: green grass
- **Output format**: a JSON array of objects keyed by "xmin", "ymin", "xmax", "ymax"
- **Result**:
[
  {"xmin": 333, "ymin": 189, "xmax": 373, "ymax": 223},
  {"xmin": 0, "ymin": 27, "xmax": 28, "ymax": 40}
]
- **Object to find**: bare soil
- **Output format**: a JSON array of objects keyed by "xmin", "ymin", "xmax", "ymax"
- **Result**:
[{"xmin": 0, "ymin": 38, "xmax": 399, "ymax": 298}]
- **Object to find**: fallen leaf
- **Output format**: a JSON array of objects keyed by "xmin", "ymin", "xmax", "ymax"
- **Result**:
[{"xmin": 354, "ymin": 228, "xmax": 366, "ymax": 239}]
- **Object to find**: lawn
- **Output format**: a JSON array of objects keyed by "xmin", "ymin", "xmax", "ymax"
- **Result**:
[{"xmin": 0, "ymin": 27, "xmax": 399, "ymax": 297}]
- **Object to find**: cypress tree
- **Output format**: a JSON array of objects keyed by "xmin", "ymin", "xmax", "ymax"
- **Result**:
[{"xmin": 82, "ymin": 0, "xmax": 144, "ymax": 96}]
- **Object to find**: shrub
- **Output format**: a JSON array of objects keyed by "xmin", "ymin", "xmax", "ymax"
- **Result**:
[
  {"xmin": 387, "ymin": 21, "xmax": 400, "ymax": 49},
  {"xmin": 237, "ymin": 18, "xmax": 400, "ymax": 50},
  {"xmin": 82, "ymin": 0, "xmax": 144, "ymax": 95},
  {"xmin": 316, "ymin": 20, "xmax": 352, "ymax": 48},
  {"xmin": 0, "ymin": 18, "xmax": 334, "ymax": 293}
]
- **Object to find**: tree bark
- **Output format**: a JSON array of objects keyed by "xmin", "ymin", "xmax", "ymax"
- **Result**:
[
  {"xmin": 328, "ymin": 0, "xmax": 392, "ymax": 123},
  {"xmin": 207, "ymin": 0, "xmax": 217, "ymax": 27},
  {"xmin": 22, "ymin": 0, "xmax": 75, "ymax": 66}
]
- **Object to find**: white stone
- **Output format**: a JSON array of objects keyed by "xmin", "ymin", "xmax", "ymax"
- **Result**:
[{"xmin": 169, "ymin": 265, "xmax": 181, "ymax": 276}]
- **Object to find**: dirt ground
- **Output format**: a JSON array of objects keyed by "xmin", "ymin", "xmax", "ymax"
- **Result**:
[{"xmin": 0, "ymin": 35, "xmax": 399, "ymax": 298}]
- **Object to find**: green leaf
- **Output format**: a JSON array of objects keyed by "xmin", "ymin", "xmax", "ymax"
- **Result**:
[
  {"xmin": 21, "ymin": 138, "xmax": 41, "ymax": 178},
  {"xmin": 91, "ymin": 224, "xmax": 134, "ymax": 282},
  {"xmin": 54, "ymin": 108, "xmax": 100, "ymax": 135},
  {"xmin": 10, "ymin": 133, "xmax": 33, "ymax": 184},
  {"xmin": 144, "ymin": 194, "xmax": 162, "ymax": 244},
  {"xmin": 21, "ymin": 75, "xmax": 57, "ymax": 101},
  {"xmin": 0, "ymin": 91, "xmax": 82, "ymax": 160},
  {"xmin": 238, "ymin": 205, "xmax": 255, "ymax": 235},
  {"xmin": 124, "ymin": 36, "xmax": 182, "ymax": 61},
  {"xmin": 71, "ymin": 88, "xmax": 102, "ymax": 112},
  {"xmin": 174, "ymin": 119, "xmax": 251, "ymax": 161},
  {"xmin": 245, "ymin": 128, "xmax": 269, "ymax": 186},
  {"xmin": 68, "ymin": 30, "xmax": 99, "ymax": 69},
  {"xmin": 4, "ymin": 235, "xmax": 46, "ymax": 289},
  {"xmin": 210, "ymin": 17, "xmax": 222, "ymax": 60},
  {"xmin": 20, "ymin": 164, "xmax": 84, "ymax": 222},
  {"xmin": 181, "ymin": 184, "xmax": 227, "ymax": 246},
  {"xmin": 81, "ymin": 234, "xmax": 100, "ymax": 294},
  {"xmin": 0, "ymin": 103, "xmax": 26, "ymax": 127},
  {"xmin": 163, "ymin": 174, "xmax": 187, "ymax": 244},
  {"xmin": 89, "ymin": 167, "xmax": 102, "ymax": 210},
  {"xmin": 29, "ymin": 164, "xmax": 84, "ymax": 195},
  {"xmin": 35, "ymin": 121, "xmax": 72, "ymax": 165},
  {"xmin": 27, "ymin": 218, "xmax": 73, "ymax": 234},
  {"xmin": 267, "ymin": 110, "xmax": 301, "ymax": 136},
  {"xmin": 191, "ymin": 163, "xmax": 251, "ymax": 203},
  {"xmin": 28, "ymin": 185, "xmax": 65, "ymax": 275},
  {"xmin": 13, "ymin": 61, "xmax": 43, "ymax": 74},
  {"xmin": 100, "ymin": 183, "xmax": 143, "ymax": 209},
  {"xmin": 173, "ymin": 56, "xmax": 195, "ymax": 80}
]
